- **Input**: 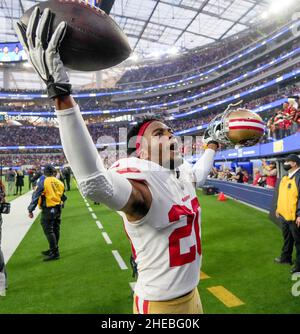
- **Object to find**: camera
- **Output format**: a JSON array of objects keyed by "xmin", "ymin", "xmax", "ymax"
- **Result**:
[{"xmin": 1, "ymin": 203, "xmax": 10, "ymax": 214}]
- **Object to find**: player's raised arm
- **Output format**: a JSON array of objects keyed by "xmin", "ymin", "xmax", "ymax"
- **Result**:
[
  {"xmin": 192, "ymin": 134, "xmax": 219, "ymax": 186},
  {"xmin": 192, "ymin": 145, "xmax": 217, "ymax": 186},
  {"xmin": 15, "ymin": 8, "xmax": 151, "ymax": 219}
]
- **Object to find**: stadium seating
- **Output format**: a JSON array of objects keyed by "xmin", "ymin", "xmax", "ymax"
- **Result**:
[{"xmin": 0, "ymin": 16, "xmax": 300, "ymax": 168}]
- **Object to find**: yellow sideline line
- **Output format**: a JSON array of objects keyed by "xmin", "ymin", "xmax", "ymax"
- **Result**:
[
  {"xmin": 200, "ymin": 271, "xmax": 210, "ymax": 280},
  {"xmin": 207, "ymin": 286, "xmax": 245, "ymax": 308}
]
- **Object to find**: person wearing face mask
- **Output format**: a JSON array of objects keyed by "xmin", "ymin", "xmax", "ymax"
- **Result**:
[{"xmin": 274, "ymin": 154, "xmax": 300, "ymax": 275}]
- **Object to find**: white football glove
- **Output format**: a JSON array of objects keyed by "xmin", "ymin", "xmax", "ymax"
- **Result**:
[{"xmin": 14, "ymin": 7, "xmax": 71, "ymax": 99}]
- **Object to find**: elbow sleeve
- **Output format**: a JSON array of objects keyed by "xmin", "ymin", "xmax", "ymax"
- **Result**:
[{"xmin": 78, "ymin": 170, "xmax": 132, "ymax": 211}]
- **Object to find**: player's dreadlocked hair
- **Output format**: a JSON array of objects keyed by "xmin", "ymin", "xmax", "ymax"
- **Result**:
[{"xmin": 127, "ymin": 117, "xmax": 161, "ymax": 156}]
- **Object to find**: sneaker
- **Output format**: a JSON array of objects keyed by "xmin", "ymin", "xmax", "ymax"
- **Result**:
[
  {"xmin": 41, "ymin": 250, "xmax": 51, "ymax": 256},
  {"xmin": 274, "ymin": 257, "xmax": 293, "ymax": 265},
  {"xmin": 43, "ymin": 252, "xmax": 60, "ymax": 262}
]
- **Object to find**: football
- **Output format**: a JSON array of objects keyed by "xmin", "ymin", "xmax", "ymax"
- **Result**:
[{"xmin": 19, "ymin": 0, "xmax": 132, "ymax": 71}]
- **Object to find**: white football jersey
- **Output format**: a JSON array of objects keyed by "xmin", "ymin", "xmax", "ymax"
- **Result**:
[{"xmin": 110, "ymin": 157, "xmax": 202, "ymax": 301}]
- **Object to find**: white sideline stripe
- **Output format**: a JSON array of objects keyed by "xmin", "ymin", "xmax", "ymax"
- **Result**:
[
  {"xmin": 86, "ymin": 203, "xmax": 90, "ymax": 207},
  {"xmin": 96, "ymin": 220, "xmax": 103, "ymax": 229},
  {"xmin": 225, "ymin": 194, "xmax": 269, "ymax": 214},
  {"xmin": 2, "ymin": 191, "xmax": 39, "ymax": 264},
  {"xmin": 129, "ymin": 282, "xmax": 136, "ymax": 291},
  {"xmin": 102, "ymin": 232, "xmax": 112, "ymax": 245},
  {"xmin": 112, "ymin": 250, "xmax": 128, "ymax": 270},
  {"xmin": 88, "ymin": 207, "xmax": 93, "ymax": 212},
  {"xmin": 91, "ymin": 213, "xmax": 97, "ymax": 220}
]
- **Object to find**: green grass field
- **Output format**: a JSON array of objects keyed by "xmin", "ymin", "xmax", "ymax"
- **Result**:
[
  {"xmin": 0, "ymin": 183, "xmax": 299, "ymax": 314},
  {"xmin": 2, "ymin": 176, "xmax": 30, "ymax": 202}
]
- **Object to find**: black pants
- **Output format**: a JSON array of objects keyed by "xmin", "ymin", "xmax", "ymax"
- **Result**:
[
  {"xmin": 41, "ymin": 206, "xmax": 62, "ymax": 253},
  {"xmin": 0, "ymin": 215, "xmax": 7, "ymax": 286},
  {"xmin": 280, "ymin": 218, "xmax": 300, "ymax": 269},
  {"xmin": 15, "ymin": 185, "xmax": 22, "ymax": 195},
  {"xmin": 65, "ymin": 177, "xmax": 71, "ymax": 191}
]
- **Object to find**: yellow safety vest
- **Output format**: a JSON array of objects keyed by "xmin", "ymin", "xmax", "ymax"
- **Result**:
[
  {"xmin": 38, "ymin": 176, "xmax": 65, "ymax": 209},
  {"xmin": 277, "ymin": 172, "xmax": 300, "ymax": 221}
]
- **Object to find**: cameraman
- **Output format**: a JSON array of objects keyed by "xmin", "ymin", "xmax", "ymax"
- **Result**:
[
  {"xmin": 0, "ymin": 179, "xmax": 7, "ymax": 296},
  {"xmin": 28, "ymin": 165, "xmax": 66, "ymax": 261}
]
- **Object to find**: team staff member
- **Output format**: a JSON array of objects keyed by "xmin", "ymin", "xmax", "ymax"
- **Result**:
[
  {"xmin": 63, "ymin": 166, "xmax": 71, "ymax": 191},
  {"xmin": 274, "ymin": 154, "xmax": 300, "ymax": 274},
  {"xmin": 0, "ymin": 180, "xmax": 7, "ymax": 296},
  {"xmin": 28, "ymin": 165, "xmax": 66, "ymax": 261}
]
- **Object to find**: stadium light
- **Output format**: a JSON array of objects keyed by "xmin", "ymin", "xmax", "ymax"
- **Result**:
[
  {"xmin": 167, "ymin": 47, "xmax": 179, "ymax": 56},
  {"xmin": 270, "ymin": 0, "xmax": 294, "ymax": 13},
  {"xmin": 152, "ymin": 50, "xmax": 162, "ymax": 58},
  {"xmin": 129, "ymin": 53, "xmax": 139, "ymax": 62}
]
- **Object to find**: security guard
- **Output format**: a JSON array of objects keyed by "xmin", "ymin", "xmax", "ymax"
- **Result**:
[
  {"xmin": 274, "ymin": 154, "xmax": 300, "ymax": 274},
  {"xmin": 28, "ymin": 165, "xmax": 66, "ymax": 261}
]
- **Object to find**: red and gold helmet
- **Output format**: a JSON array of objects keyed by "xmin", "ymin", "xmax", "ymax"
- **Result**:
[{"xmin": 205, "ymin": 104, "xmax": 265, "ymax": 147}]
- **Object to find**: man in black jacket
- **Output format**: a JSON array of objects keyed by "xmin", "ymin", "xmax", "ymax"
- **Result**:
[
  {"xmin": 274, "ymin": 154, "xmax": 300, "ymax": 274},
  {"xmin": 63, "ymin": 166, "xmax": 71, "ymax": 191},
  {"xmin": 0, "ymin": 180, "xmax": 7, "ymax": 296}
]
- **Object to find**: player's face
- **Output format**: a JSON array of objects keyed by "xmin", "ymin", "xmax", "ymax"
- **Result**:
[{"xmin": 140, "ymin": 121, "xmax": 182, "ymax": 170}]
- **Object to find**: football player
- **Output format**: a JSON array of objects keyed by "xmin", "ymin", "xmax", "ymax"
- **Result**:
[{"xmin": 15, "ymin": 8, "xmax": 219, "ymax": 314}]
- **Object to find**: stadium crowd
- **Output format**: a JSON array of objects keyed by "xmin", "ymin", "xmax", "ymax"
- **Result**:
[
  {"xmin": 0, "ymin": 88, "xmax": 300, "ymax": 148},
  {"xmin": 1, "ymin": 49, "xmax": 298, "ymax": 120},
  {"xmin": 0, "ymin": 153, "xmax": 66, "ymax": 167},
  {"xmin": 208, "ymin": 159, "xmax": 278, "ymax": 189},
  {"xmin": 118, "ymin": 21, "xmax": 281, "ymax": 86}
]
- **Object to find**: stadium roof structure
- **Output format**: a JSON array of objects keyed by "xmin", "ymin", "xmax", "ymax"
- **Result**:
[
  {"xmin": 111, "ymin": 0, "xmax": 270, "ymax": 55},
  {"xmin": 1, "ymin": 0, "xmax": 270, "ymax": 55},
  {"xmin": 0, "ymin": 0, "xmax": 296, "ymax": 90}
]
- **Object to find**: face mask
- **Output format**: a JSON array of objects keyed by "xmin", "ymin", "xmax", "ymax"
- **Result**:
[{"xmin": 283, "ymin": 163, "xmax": 292, "ymax": 171}]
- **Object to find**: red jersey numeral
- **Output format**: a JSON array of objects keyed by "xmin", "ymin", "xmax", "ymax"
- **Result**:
[{"xmin": 168, "ymin": 197, "xmax": 201, "ymax": 267}]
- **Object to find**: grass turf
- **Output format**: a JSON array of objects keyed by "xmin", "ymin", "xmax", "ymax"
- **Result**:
[
  {"xmin": 0, "ymin": 185, "xmax": 299, "ymax": 314},
  {"xmin": 2, "ymin": 176, "xmax": 30, "ymax": 202}
]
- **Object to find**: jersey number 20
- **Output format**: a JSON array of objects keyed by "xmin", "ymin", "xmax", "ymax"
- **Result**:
[{"xmin": 168, "ymin": 198, "xmax": 201, "ymax": 267}]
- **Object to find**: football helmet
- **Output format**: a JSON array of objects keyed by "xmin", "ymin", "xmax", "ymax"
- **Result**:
[{"xmin": 204, "ymin": 103, "xmax": 265, "ymax": 148}]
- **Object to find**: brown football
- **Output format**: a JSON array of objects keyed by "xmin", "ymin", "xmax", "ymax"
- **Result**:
[{"xmin": 20, "ymin": 0, "xmax": 132, "ymax": 71}]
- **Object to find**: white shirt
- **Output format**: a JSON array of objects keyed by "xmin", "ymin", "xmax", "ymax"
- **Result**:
[
  {"xmin": 288, "ymin": 167, "xmax": 300, "ymax": 179},
  {"xmin": 110, "ymin": 157, "xmax": 202, "ymax": 301}
]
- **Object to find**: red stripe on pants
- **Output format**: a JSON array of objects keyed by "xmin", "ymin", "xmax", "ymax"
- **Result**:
[
  {"xmin": 143, "ymin": 300, "xmax": 149, "ymax": 314},
  {"xmin": 135, "ymin": 296, "xmax": 140, "ymax": 314}
]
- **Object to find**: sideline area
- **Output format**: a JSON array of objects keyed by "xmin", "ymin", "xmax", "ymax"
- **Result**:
[
  {"xmin": 0, "ymin": 187, "xmax": 299, "ymax": 313},
  {"xmin": 1, "ymin": 191, "xmax": 39, "ymax": 263}
]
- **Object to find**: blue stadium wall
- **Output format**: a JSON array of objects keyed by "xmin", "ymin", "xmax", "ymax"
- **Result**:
[
  {"xmin": 196, "ymin": 132, "xmax": 300, "ymax": 212},
  {"xmin": 204, "ymin": 180, "xmax": 274, "ymax": 211}
]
